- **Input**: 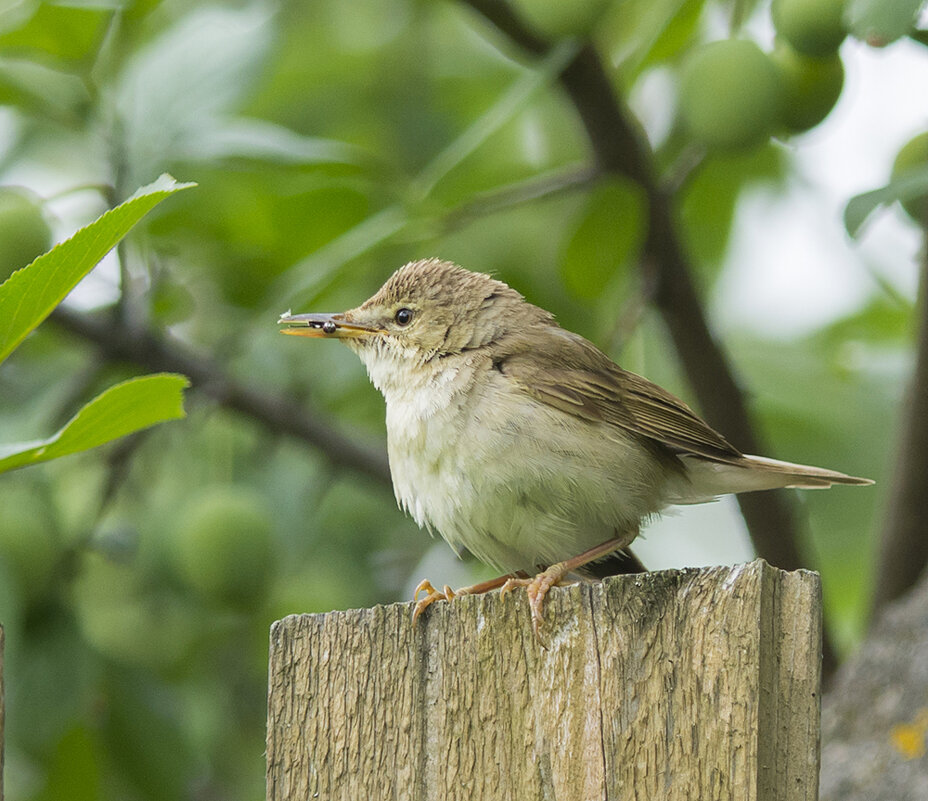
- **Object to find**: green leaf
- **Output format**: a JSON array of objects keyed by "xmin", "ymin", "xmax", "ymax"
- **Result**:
[
  {"xmin": 844, "ymin": 165, "xmax": 928, "ymax": 236},
  {"xmin": 268, "ymin": 204, "xmax": 409, "ymax": 310},
  {"xmin": 0, "ymin": 57, "xmax": 89, "ymax": 122},
  {"xmin": 603, "ymin": 0, "xmax": 706, "ymax": 75},
  {"xmin": 845, "ymin": 0, "xmax": 927, "ymax": 46},
  {"xmin": 642, "ymin": 0, "xmax": 705, "ymax": 66},
  {"xmin": 115, "ymin": 5, "xmax": 273, "ymax": 182},
  {"xmin": 178, "ymin": 117, "xmax": 364, "ymax": 167},
  {"xmin": 560, "ymin": 177, "xmax": 648, "ymax": 299},
  {"xmin": 0, "ymin": 374, "xmax": 189, "ymax": 474},
  {"xmin": 0, "ymin": 174, "xmax": 194, "ymax": 365},
  {"xmin": 679, "ymin": 145, "xmax": 785, "ymax": 272},
  {"xmin": 270, "ymin": 41, "xmax": 579, "ymax": 310},
  {"xmin": 814, "ymin": 293, "xmax": 914, "ymax": 346},
  {"xmin": 410, "ymin": 38, "xmax": 580, "ymax": 201},
  {"xmin": 0, "ymin": 3, "xmax": 112, "ymax": 65},
  {"xmin": 35, "ymin": 726, "xmax": 102, "ymax": 801}
]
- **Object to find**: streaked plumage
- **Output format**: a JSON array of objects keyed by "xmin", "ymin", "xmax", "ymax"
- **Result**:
[{"xmin": 281, "ymin": 258, "xmax": 871, "ymax": 577}]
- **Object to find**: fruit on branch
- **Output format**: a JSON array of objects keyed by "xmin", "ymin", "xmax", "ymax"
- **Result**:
[
  {"xmin": 678, "ymin": 39, "xmax": 783, "ymax": 151},
  {"xmin": 770, "ymin": 41, "xmax": 844, "ymax": 133},
  {"xmin": 0, "ymin": 186, "xmax": 52, "ymax": 283},
  {"xmin": 772, "ymin": 0, "xmax": 848, "ymax": 57}
]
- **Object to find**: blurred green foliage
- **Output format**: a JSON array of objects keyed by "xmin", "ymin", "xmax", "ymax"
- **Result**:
[{"xmin": 0, "ymin": 0, "xmax": 924, "ymax": 798}]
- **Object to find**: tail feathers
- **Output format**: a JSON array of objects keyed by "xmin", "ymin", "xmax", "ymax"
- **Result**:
[
  {"xmin": 738, "ymin": 454, "xmax": 873, "ymax": 488},
  {"xmin": 669, "ymin": 453, "xmax": 873, "ymax": 505}
]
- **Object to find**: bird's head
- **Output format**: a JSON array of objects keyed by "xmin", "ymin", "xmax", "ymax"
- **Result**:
[{"xmin": 279, "ymin": 258, "xmax": 554, "ymax": 365}]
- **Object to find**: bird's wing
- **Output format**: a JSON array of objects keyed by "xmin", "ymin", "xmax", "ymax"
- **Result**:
[{"xmin": 496, "ymin": 330, "xmax": 742, "ymax": 462}]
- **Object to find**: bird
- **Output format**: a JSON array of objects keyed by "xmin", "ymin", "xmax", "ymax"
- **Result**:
[{"xmin": 279, "ymin": 258, "xmax": 872, "ymax": 635}]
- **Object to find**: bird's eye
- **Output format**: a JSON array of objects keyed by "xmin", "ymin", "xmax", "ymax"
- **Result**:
[{"xmin": 394, "ymin": 308, "xmax": 413, "ymax": 326}]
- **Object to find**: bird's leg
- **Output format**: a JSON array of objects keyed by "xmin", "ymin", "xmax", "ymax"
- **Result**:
[
  {"xmin": 500, "ymin": 529, "xmax": 638, "ymax": 639},
  {"xmin": 412, "ymin": 571, "xmax": 530, "ymax": 621}
]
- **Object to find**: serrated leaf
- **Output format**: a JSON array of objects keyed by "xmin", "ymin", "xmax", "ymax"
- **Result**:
[
  {"xmin": 0, "ymin": 173, "xmax": 195, "ymax": 365},
  {"xmin": 560, "ymin": 177, "xmax": 648, "ymax": 299},
  {"xmin": 845, "ymin": 0, "xmax": 927, "ymax": 46},
  {"xmin": 844, "ymin": 165, "xmax": 928, "ymax": 236},
  {"xmin": 0, "ymin": 374, "xmax": 189, "ymax": 474}
]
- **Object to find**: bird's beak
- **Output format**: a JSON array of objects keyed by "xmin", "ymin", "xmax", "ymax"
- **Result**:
[{"xmin": 277, "ymin": 310, "xmax": 383, "ymax": 339}]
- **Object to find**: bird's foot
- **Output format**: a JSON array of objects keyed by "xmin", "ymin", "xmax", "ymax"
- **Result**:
[
  {"xmin": 412, "ymin": 572, "xmax": 529, "ymax": 622},
  {"xmin": 412, "ymin": 579, "xmax": 456, "ymax": 622},
  {"xmin": 500, "ymin": 564, "xmax": 574, "ymax": 640},
  {"xmin": 499, "ymin": 532, "xmax": 639, "ymax": 640}
]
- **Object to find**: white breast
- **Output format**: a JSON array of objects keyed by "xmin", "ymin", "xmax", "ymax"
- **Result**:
[{"xmin": 358, "ymin": 347, "xmax": 665, "ymax": 573}]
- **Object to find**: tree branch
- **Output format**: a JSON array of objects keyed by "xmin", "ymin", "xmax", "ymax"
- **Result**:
[
  {"xmin": 459, "ymin": 1, "xmax": 836, "ymax": 674},
  {"xmin": 439, "ymin": 163, "xmax": 600, "ymax": 234},
  {"xmin": 871, "ymin": 237, "xmax": 928, "ymax": 618},
  {"xmin": 50, "ymin": 305, "xmax": 392, "ymax": 487}
]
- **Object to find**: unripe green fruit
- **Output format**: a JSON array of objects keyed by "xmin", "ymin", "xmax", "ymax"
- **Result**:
[
  {"xmin": 772, "ymin": 0, "xmax": 847, "ymax": 57},
  {"xmin": 0, "ymin": 187, "xmax": 52, "ymax": 283},
  {"xmin": 892, "ymin": 132, "xmax": 928, "ymax": 224},
  {"xmin": 73, "ymin": 552, "xmax": 201, "ymax": 670},
  {"xmin": 771, "ymin": 42, "xmax": 844, "ymax": 133},
  {"xmin": 508, "ymin": 0, "xmax": 609, "ymax": 38},
  {"xmin": 679, "ymin": 40, "xmax": 783, "ymax": 151},
  {"xmin": 173, "ymin": 485, "xmax": 274, "ymax": 608}
]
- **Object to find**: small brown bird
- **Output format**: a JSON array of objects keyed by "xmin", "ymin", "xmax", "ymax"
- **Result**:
[{"xmin": 280, "ymin": 259, "xmax": 872, "ymax": 635}]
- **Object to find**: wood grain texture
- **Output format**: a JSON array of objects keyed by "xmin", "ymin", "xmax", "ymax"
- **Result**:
[
  {"xmin": 266, "ymin": 560, "xmax": 821, "ymax": 801},
  {"xmin": 1, "ymin": 625, "xmax": 4, "ymax": 801}
]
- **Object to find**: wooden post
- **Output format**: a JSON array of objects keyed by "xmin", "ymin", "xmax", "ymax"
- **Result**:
[
  {"xmin": 266, "ymin": 559, "xmax": 821, "ymax": 800},
  {"xmin": 1, "ymin": 625, "xmax": 4, "ymax": 801}
]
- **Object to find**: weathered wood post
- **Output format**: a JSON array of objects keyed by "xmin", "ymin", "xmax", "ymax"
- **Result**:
[
  {"xmin": 266, "ymin": 559, "xmax": 821, "ymax": 800},
  {"xmin": 1, "ymin": 625, "xmax": 4, "ymax": 801}
]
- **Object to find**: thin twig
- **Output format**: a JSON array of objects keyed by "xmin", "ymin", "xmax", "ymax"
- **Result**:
[
  {"xmin": 98, "ymin": 430, "xmax": 151, "ymax": 514},
  {"xmin": 661, "ymin": 143, "xmax": 707, "ymax": 198},
  {"xmin": 439, "ymin": 163, "xmax": 600, "ymax": 234},
  {"xmin": 50, "ymin": 306, "xmax": 392, "ymax": 487},
  {"xmin": 50, "ymin": 357, "xmax": 107, "ymax": 428},
  {"xmin": 605, "ymin": 277, "xmax": 653, "ymax": 355}
]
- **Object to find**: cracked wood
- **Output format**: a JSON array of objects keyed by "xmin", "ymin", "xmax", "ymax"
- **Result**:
[{"xmin": 266, "ymin": 559, "xmax": 821, "ymax": 800}]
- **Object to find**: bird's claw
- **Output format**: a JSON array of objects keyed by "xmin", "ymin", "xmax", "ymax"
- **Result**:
[
  {"xmin": 500, "ymin": 566, "xmax": 572, "ymax": 641},
  {"xmin": 412, "ymin": 579, "xmax": 456, "ymax": 621},
  {"xmin": 412, "ymin": 568, "xmax": 572, "ymax": 642}
]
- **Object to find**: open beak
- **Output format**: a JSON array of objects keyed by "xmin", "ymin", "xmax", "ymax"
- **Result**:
[{"xmin": 278, "ymin": 311, "xmax": 383, "ymax": 339}]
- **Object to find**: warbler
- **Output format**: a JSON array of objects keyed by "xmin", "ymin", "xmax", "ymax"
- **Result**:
[{"xmin": 280, "ymin": 259, "xmax": 871, "ymax": 634}]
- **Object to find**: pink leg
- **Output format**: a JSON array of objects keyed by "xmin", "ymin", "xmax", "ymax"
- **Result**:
[
  {"xmin": 500, "ymin": 529, "xmax": 638, "ymax": 640},
  {"xmin": 412, "ymin": 571, "xmax": 530, "ymax": 621}
]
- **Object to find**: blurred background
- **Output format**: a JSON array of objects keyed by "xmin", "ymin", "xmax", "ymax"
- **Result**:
[{"xmin": 0, "ymin": 0, "xmax": 926, "ymax": 798}]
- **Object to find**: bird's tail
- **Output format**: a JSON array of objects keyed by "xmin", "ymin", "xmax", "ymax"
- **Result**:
[{"xmin": 668, "ymin": 453, "xmax": 873, "ymax": 505}]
